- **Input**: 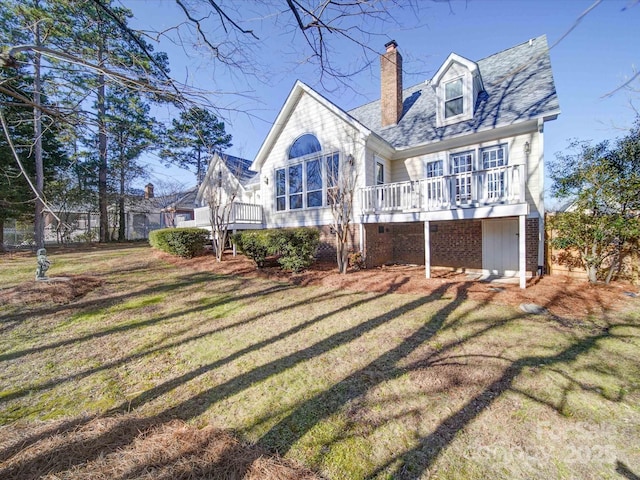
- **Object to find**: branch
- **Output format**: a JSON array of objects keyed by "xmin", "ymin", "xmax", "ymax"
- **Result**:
[
  {"xmin": 602, "ymin": 69, "xmax": 640, "ymax": 99},
  {"xmin": 206, "ymin": 0, "xmax": 259, "ymax": 40},
  {"xmin": 0, "ymin": 108, "xmax": 62, "ymax": 224}
]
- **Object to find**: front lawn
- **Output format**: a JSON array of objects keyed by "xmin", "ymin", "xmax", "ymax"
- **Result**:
[{"xmin": 1, "ymin": 245, "xmax": 638, "ymax": 479}]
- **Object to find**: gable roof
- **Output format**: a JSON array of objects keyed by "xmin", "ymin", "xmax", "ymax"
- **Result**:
[
  {"xmin": 220, "ymin": 153, "xmax": 256, "ymax": 185},
  {"xmin": 349, "ymin": 35, "xmax": 560, "ymax": 150},
  {"xmin": 251, "ymin": 80, "xmax": 375, "ymax": 171},
  {"xmin": 196, "ymin": 152, "xmax": 258, "ymax": 204},
  {"xmin": 432, "ymin": 52, "xmax": 481, "ymax": 86}
]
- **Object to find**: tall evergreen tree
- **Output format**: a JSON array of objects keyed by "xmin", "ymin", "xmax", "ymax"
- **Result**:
[
  {"xmin": 161, "ymin": 107, "xmax": 232, "ymax": 185},
  {"xmin": 105, "ymin": 86, "xmax": 158, "ymax": 241}
]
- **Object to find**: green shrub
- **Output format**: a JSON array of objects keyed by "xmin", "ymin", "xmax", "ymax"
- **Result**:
[
  {"xmin": 232, "ymin": 230, "xmax": 274, "ymax": 268},
  {"xmin": 149, "ymin": 227, "xmax": 209, "ymax": 258},
  {"xmin": 274, "ymin": 228, "xmax": 320, "ymax": 272},
  {"xmin": 233, "ymin": 228, "xmax": 319, "ymax": 272}
]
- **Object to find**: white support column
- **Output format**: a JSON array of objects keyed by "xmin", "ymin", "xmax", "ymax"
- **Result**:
[
  {"xmin": 232, "ymin": 229, "xmax": 237, "ymax": 256},
  {"xmin": 424, "ymin": 220, "xmax": 431, "ymax": 279},
  {"xmin": 359, "ymin": 223, "xmax": 365, "ymax": 259},
  {"xmin": 519, "ymin": 214, "xmax": 526, "ymax": 289}
]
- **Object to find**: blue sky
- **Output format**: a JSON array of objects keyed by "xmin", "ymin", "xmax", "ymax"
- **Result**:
[{"xmin": 123, "ymin": 0, "xmax": 640, "ymax": 195}]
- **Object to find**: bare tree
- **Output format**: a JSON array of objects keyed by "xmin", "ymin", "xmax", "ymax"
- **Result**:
[
  {"xmin": 327, "ymin": 151, "xmax": 358, "ymax": 274},
  {"xmin": 148, "ymin": 179, "xmax": 188, "ymax": 228},
  {"xmin": 204, "ymin": 155, "xmax": 242, "ymax": 262}
]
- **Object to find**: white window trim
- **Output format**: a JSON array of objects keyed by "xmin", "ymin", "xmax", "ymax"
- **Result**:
[
  {"xmin": 480, "ymin": 144, "xmax": 508, "ymax": 170},
  {"xmin": 436, "ymin": 70, "xmax": 474, "ymax": 127},
  {"xmin": 274, "ymin": 151, "xmax": 340, "ymax": 212},
  {"xmin": 444, "ymin": 77, "xmax": 464, "ymax": 119}
]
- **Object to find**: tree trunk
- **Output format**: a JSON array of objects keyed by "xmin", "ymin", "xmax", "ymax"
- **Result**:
[
  {"xmin": 33, "ymin": 14, "xmax": 45, "ymax": 249},
  {"xmin": 587, "ymin": 264, "xmax": 598, "ymax": 283},
  {"xmin": 0, "ymin": 218, "xmax": 4, "ymax": 251},
  {"xmin": 336, "ymin": 228, "xmax": 349, "ymax": 274},
  {"xmin": 197, "ymin": 148, "xmax": 202, "ymax": 186},
  {"xmin": 118, "ymin": 166, "xmax": 126, "ymax": 241},
  {"xmin": 97, "ymin": 45, "xmax": 109, "ymax": 243}
]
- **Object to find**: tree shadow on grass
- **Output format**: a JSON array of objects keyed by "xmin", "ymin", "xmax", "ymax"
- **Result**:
[
  {"xmin": 254, "ymin": 282, "xmax": 473, "ymax": 454},
  {"xmin": 368, "ymin": 323, "xmax": 634, "ymax": 479},
  {"xmin": 0, "ymin": 284, "xmax": 339, "ymax": 405},
  {"xmin": 0, "ymin": 281, "xmax": 449, "ymax": 478},
  {"xmin": 0, "ymin": 274, "xmax": 291, "ymax": 363},
  {"xmin": 617, "ymin": 460, "xmax": 640, "ymax": 480}
]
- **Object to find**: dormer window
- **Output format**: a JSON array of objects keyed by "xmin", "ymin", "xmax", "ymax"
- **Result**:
[
  {"xmin": 444, "ymin": 78, "xmax": 463, "ymax": 118},
  {"xmin": 432, "ymin": 53, "xmax": 484, "ymax": 128}
]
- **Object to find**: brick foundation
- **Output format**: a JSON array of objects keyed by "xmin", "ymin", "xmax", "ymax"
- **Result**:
[
  {"xmin": 316, "ymin": 225, "xmax": 360, "ymax": 262},
  {"xmin": 363, "ymin": 217, "xmax": 541, "ymax": 275},
  {"xmin": 430, "ymin": 220, "xmax": 482, "ymax": 269}
]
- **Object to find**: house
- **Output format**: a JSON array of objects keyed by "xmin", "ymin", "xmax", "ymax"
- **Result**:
[
  {"xmin": 183, "ymin": 36, "xmax": 559, "ymax": 288},
  {"xmin": 42, "ymin": 183, "xmax": 197, "ymax": 243},
  {"xmin": 252, "ymin": 35, "xmax": 559, "ymax": 288},
  {"xmin": 179, "ymin": 152, "xmax": 263, "ymax": 230}
]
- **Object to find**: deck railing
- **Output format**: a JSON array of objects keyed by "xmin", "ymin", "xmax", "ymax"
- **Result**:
[
  {"xmin": 177, "ymin": 202, "xmax": 263, "ymax": 228},
  {"xmin": 361, "ymin": 164, "xmax": 523, "ymax": 214}
]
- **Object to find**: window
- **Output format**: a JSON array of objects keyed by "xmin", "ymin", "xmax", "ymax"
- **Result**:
[
  {"xmin": 425, "ymin": 160, "xmax": 444, "ymax": 201},
  {"xmin": 426, "ymin": 160, "xmax": 443, "ymax": 178},
  {"xmin": 481, "ymin": 145, "xmax": 508, "ymax": 199},
  {"xmin": 444, "ymin": 78, "xmax": 463, "ymax": 118},
  {"xmin": 481, "ymin": 144, "xmax": 507, "ymax": 169},
  {"xmin": 288, "ymin": 164, "xmax": 303, "ymax": 209},
  {"xmin": 288, "ymin": 134, "xmax": 321, "ymax": 159},
  {"xmin": 450, "ymin": 151, "xmax": 473, "ymax": 202},
  {"xmin": 276, "ymin": 135, "xmax": 340, "ymax": 211},
  {"xmin": 276, "ymin": 169, "xmax": 286, "ymax": 211},
  {"xmin": 326, "ymin": 153, "xmax": 339, "ymax": 204},
  {"xmin": 376, "ymin": 162, "xmax": 384, "ymax": 185},
  {"xmin": 306, "ymin": 158, "xmax": 323, "ymax": 207}
]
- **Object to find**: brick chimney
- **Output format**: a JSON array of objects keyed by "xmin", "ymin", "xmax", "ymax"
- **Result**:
[
  {"xmin": 144, "ymin": 183, "xmax": 154, "ymax": 199},
  {"xmin": 381, "ymin": 40, "xmax": 403, "ymax": 127}
]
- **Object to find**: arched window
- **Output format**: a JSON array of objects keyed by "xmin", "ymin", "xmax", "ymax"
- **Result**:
[
  {"xmin": 275, "ymin": 134, "xmax": 340, "ymax": 212},
  {"xmin": 288, "ymin": 134, "xmax": 321, "ymax": 159}
]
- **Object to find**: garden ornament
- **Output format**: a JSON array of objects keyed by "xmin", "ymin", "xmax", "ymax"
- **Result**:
[{"xmin": 36, "ymin": 248, "xmax": 51, "ymax": 281}]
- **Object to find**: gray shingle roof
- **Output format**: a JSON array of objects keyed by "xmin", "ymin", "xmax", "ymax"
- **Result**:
[
  {"xmin": 220, "ymin": 153, "xmax": 258, "ymax": 186},
  {"xmin": 349, "ymin": 35, "xmax": 559, "ymax": 149}
]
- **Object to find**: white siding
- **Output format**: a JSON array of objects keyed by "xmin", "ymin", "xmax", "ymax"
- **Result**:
[{"xmin": 261, "ymin": 92, "xmax": 365, "ymax": 228}]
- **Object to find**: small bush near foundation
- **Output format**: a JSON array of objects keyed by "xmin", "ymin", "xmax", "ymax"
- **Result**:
[
  {"xmin": 348, "ymin": 251, "xmax": 365, "ymax": 270},
  {"xmin": 273, "ymin": 228, "xmax": 320, "ymax": 272},
  {"xmin": 232, "ymin": 228, "xmax": 319, "ymax": 271},
  {"xmin": 232, "ymin": 230, "xmax": 275, "ymax": 268},
  {"xmin": 149, "ymin": 228, "xmax": 209, "ymax": 258}
]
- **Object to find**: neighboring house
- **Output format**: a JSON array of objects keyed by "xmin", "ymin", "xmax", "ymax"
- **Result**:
[
  {"xmin": 184, "ymin": 36, "xmax": 560, "ymax": 288},
  {"xmin": 179, "ymin": 152, "xmax": 263, "ymax": 230},
  {"xmin": 42, "ymin": 184, "xmax": 197, "ymax": 242},
  {"xmin": 153, "ymin": 184, "xmax": 198, "ymax": 228}
]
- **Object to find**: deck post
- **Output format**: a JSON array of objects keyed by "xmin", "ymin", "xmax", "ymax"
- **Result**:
[
  {"xmin": 232, "ymin": 229, "xmax": 237, "ymax": 256},
  {"xmin": 519, "ymin": 214, "xmax": 526, "ymax": 289},
  {"xmin": 424, "ymin": 220, "xmax": 431, "ymax": 279}
]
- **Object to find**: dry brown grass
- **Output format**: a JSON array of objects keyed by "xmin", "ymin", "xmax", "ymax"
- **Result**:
[
  {"xmin": 0, "ymin": 415, "xmax": 322, "ymax": 480},
  {"xmin": 0, "ymin": 276, "xmax": 104, "ymax": 306}
]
